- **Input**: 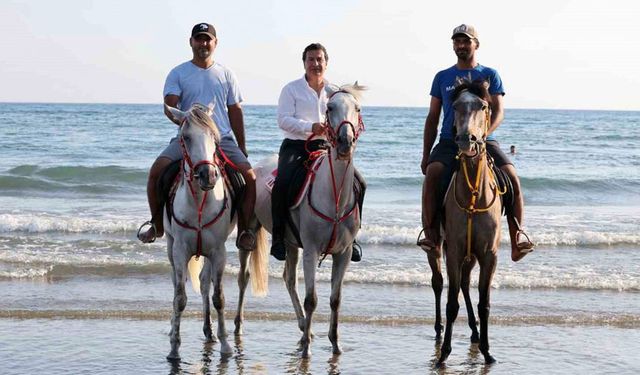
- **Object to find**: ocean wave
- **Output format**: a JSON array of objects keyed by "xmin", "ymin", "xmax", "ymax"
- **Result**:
[
  {"xmin": 0, "ymin": 309, "xmax": 638, "ymax": 328},
  {"xmin": 0, "ymin": 165, "xmax": 146, "ymax": 194},
  {"xmin": 1, "ymin": 213, "xmax": 638, "ymax": 247}
]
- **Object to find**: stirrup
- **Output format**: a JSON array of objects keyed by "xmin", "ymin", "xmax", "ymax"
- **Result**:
[
  {"xmin": 236, "ymin": 229, "xmax": 256, "ymax": 251},
  {"xmin": 351, "ymin": 240, "xmax": 362, "ymax": 262},
  {"xmin": 516, "ymin": 230, "xmax": 535, "ymax": 252},
  {"xmin": 137, "ymin": 220, "xmax": 157, "ymax": 243},
  {"xmin": 416, "ymin": 228, "xmax": 440, "ymax": 257}
]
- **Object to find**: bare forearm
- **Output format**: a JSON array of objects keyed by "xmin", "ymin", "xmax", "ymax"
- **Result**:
[{"xmin": 423, "ymin": 115, "xmax": 439, "ymax": 157}]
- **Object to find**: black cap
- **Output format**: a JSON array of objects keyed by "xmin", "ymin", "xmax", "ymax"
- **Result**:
[{"xmin": 191, "ymin": 23, "xmax": 216, "ymax": 38}]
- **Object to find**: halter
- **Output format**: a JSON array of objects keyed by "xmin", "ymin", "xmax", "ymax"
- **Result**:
[
  {"xmin": 452, "ymin": 104, "xmax": 505, "ymax": 261},
  {"xmin": 172, "ymin": 125, "xmax": 228, "ymax": 259},
  {"xmin": 303, "ymin": 90, "xmax": 364, "ymax": 265}
]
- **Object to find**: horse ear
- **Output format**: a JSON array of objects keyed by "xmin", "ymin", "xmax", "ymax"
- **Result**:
[
  {"xmin": 454, "ymin": 76, "xmax": 465, "ymax": 87},
  {"xmin": 205, "ymin": 102, "xmax": 215, "ymax": 117},
  {"xmin": 165, "ymin": 104, "xmax": 187, "ymax": 123},
  {"xmin": 325, "ymin": 84, "xmax": 340, "ymax": 97},
  {"xmin": 353, "ymin": 80, "xmax": 368, "ymax": 92}
]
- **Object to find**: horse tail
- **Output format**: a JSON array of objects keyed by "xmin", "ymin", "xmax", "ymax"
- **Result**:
[
  {"xmin": 249, "ymin": 226, "xmax": 269, "ymax": 297},
  {"xmin": 188, "ymin": 255, "xmax": 204, "ymax": 294}
]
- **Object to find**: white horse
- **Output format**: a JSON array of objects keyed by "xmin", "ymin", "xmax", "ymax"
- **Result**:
[
  {"xmin": 236, "ymin": 83, "xmax": 366, "ymax": 358},
  {"xmin": 162, "ymin": 103, "xmax": 268, "ymax": 360}
]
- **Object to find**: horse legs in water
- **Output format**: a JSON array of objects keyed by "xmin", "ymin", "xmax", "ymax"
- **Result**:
[
  {"xmin": 200, "ymin": 258, "xmax": 216, "ymax": 342},
  {"xmin": 437, "ymin": 253, "xmax": 464, "ymax": 366},
  {"xmin": 210, "ymin": 246, "xmax": 233, "ymax": 354},
  {"xmin": 461, "ymin": 257, "xmax": 480, "ymax": 343},
  {"xmin": 477, "ymin": 255, "xmax": 497, "ymax": 364},
  {"xmin": 300, "ymin": 250, "xmax": 319, "ymax": 358},
  {"xmin": 167, "ymin": 241, "xmax": 188, "ymax": 360},
  {"xmin": 426, "ymin": 250, "xmax": 444, "ymax": 339},
  {"xmin": 328, "ymin": 249, "xmax": 351, "ymax": 355},
  {"xmin": 234, "ymin": 248, "xmax": 251, "ymax": 335},
  {"xmin": 284, "ymin": 243, "xmax": 306, "ymax": 333}
]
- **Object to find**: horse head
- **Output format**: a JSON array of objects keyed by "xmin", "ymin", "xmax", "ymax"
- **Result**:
[
  {"xmin": 451, "ymin": 78, "xmax": 491, "ymax": 156},
  {"xmin": 325, "ymin": 82, "xmax": 367, "ymax": 160},
  {"xmin": 165, "ymin": 103, "xmax": 221, "ymax": 191}
]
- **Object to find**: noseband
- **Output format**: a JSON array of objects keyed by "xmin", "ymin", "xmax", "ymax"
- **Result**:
[
  {"xmin": 325, "ymin": 91, "xmax": 365, "ymax": 147},
  {"xmin": 178, "ymin": 130, "xmax": 221, "ymax": 183}
]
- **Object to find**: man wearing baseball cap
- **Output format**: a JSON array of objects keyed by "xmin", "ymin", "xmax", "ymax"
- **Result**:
[
  {"xmin": 418, "ymin": 24, "xmax": 534, "ymax": 262},
  {"xmin": 138, "ymin": 22, "xmax": 257, "ymax": 252}
]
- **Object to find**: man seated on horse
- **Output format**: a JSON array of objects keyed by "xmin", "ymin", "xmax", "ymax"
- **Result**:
[
  {"xmin": 270, "ymin": 43, "xmax": 365, "ymax": 262},
  {"xmin": 418, "ymin": 24, "xmax": 534, "ymax": 262},
  {"xmin": 138, "ymin": 22, "xmax": 257, "ymax": 251}
]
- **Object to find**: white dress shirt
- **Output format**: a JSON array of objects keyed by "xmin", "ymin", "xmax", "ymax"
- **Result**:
[{"xmin": 277, "ymin": 75, "xmax": 329, "ymax": 141}]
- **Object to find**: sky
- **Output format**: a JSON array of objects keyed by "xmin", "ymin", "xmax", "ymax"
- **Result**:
[{"xmin": 1, "ymin": 0, "xmax": 639, "ymax": 110}]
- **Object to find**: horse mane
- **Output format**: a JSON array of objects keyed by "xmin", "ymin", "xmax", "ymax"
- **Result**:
[
  {"xmin": 337, "ymin": 82, "xmax": 368, "ymax": 101},
  {"xmin": 185, "ymin": 104, "xmax": 221, "ymax": 144},
  {"xmin": 451, "ymin": 79, "xmax": 492, "ymax": 107}
]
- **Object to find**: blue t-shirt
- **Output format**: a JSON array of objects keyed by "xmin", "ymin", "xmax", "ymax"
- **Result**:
[
  {"xmin": 429, "ymin": 64, "xmax": 505, "ymax": 141},
  {"xmin": 163, "ymin": 61, "xmax": 243, "ymax": 136}
]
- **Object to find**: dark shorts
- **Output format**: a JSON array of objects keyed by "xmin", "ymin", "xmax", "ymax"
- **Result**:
[{"xmin": 428, "ymin": 139, "xmax": 512, "ymax": 169}]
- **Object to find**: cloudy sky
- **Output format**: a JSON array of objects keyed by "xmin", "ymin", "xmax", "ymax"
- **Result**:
[{"xmin": 1, "ymin": 0, "xmax": 638, "ymax": 110}]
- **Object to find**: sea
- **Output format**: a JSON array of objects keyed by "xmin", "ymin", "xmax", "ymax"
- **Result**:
[{"xmin": 1, "ymin": 103, "xmax": 639, "ymax": 374}]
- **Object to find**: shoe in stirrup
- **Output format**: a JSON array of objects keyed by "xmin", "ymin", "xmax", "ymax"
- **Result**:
[
  {"xmin": 351, "ymin": 240, "xmax": 362, "ymax": 262},
  {"xmin": 270, "ymin": 234, "xmax": 286, "ymax": 261}
]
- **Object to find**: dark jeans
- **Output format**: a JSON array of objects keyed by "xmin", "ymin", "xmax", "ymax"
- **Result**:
[{"xmin": 271, "ymin": 138, "xmax": 366, "ymax": 240}]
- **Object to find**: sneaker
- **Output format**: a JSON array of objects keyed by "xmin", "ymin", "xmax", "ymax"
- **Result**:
[
  {"xmin": 351, "ymin": 240, "xmax": 362, "ymax": 262},
  {"xmin": 270, "ymin": 237, "xmax": 286, "ymax": 261}
]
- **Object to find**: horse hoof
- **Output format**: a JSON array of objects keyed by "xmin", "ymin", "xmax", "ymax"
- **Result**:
[
  {"xmin": 166, "ymin": 352, "xmax": 180, "ymax": 361},
  {"xmin": 484, "ymin": 354, "xmax": 496, "ymax": 364},
  {"xmin": 220, "ymin": 342, "xmax": 234, "ymax": 355}
]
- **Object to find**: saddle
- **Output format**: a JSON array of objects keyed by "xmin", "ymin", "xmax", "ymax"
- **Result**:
[
  {"xmin": 157, "ymin": 151, "xmax": 246, "ymax": 225},
  {"xmin": 265, "ymin": 152, "xmax": 364, "ymax": 248}
]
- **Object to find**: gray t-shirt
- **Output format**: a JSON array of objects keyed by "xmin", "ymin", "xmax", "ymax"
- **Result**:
[{"xmin": 163, "ymin": 61, "xmax": 243, "ymax": 136}]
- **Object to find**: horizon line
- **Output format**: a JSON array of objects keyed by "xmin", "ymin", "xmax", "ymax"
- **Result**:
[{"xmin": 1, "ymin": 101, "xmax": 638, "ymax": 113}]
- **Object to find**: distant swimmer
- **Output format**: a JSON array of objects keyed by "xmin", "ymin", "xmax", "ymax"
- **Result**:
[{"xmin": 510, "ymin": 145, "xmax": 516, "ymax": 155}]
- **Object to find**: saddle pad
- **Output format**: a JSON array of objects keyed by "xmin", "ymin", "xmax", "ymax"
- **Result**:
[{"xmin": 263, "ymin": 154, "xmax": 327, "ymax": 209}]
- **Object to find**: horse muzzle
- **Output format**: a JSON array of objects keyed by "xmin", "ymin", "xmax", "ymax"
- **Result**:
[
  {"xmin": 195, "ymin": 164, "xmax": 218, "ymax": 191},
  {"xmin": 455, "ymin": 134, "xmax": 482, "ymax": 155}
]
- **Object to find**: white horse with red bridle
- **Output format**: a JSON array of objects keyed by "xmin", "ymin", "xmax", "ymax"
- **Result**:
[
  {"xmin": 235, "ymin": 83, "xmax": 366, "ymax": 358},
  {"xmin": 162, "ymin": 103, "xmax": 268, "ymax": 360}
]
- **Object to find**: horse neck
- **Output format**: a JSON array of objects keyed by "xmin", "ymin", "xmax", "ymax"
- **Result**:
[
  {"xmin": 176, "ymin": 165, "xmax": 225, "ymax": 212},
  {"xmin": 455, "ymin": 152, "xmax": 497, "ymax": 207},
  {"xmin": 312, "ymin": 150, "xmax": 356, "ymax": 211}
]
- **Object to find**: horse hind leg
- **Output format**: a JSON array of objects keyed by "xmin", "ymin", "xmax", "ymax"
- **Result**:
[
  {"xmin": 427, "ymin": 250, "xmax": 444, "ymax": 340},
  {"xmin": 211, "ymin": 248, "xmax": 233, "ymax": 355},
  {"xmin": 461, "ymin": 256, "xmax": 480, "ymax": 343},
  {"xmin": 199, "ymin": 258, "xmax": 216, "ymax": 342},
  {"xmin": 328, "ymin": 250, "xmax": 350, "ymax": 355},
  {"xmin": 283, "ymin": 243, "xmax": 305, "ymax": 333},
  {"xmin": 234, "ymin": 248, "xmax": 251, "ymax": 335}
]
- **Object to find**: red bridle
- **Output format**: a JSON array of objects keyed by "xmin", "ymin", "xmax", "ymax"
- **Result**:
[
  {"xmin": 303, "ymin": 90, "xmax": 365, "ymax": 264},
  {"xmin": 172, "ymin": 129, "xmax": 228, "ymax": 259}
]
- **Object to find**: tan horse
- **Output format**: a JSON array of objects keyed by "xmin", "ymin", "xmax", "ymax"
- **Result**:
[{"xmin": 438, "ymin": 79, "xmax": 504, "ymax": 366}]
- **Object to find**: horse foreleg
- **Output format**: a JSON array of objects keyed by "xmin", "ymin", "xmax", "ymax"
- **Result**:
[
  {"xmin": 329, "ymin": 250, "xmax": 350, "ymax": 355},
  {"xmin": 212, "ymin": 248, "xmax": 233, "ymax": 354},
  {"xmin": 200, "ymin": 258, "xmax": 215, "ymax": 342},
  {"xmin": 235, "ymin": 249, "xmax": 251, "ymax": 335},
  {"xmin": 283, "ymin": 243, "xmax": 305, "ymax": 332},
  {"xmin": 301, "ymin": 250, "xmax": 319, "ymax": 358},
  {"xmin": 438, "ymin": 255, "xmax": 463, "ymax": 367},
  {"xmin": 461, "ymin": 256, "xmax": 479, "ymax": 343},
  {"xmin": 477, "ymin": 255, "xmax": 497, "ymax": 364},
  {"xmin": 168, "ymin": 253, "xmax": 189, "ymax": 360},
  {"xmin": 427, "ymin": 251, "xmax": 444, "ymax": 340}
]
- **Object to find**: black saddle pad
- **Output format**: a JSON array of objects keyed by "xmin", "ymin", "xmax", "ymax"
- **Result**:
[{"xmin": 285, "ymin": 164, "xmax": 310, "ymax": 207}]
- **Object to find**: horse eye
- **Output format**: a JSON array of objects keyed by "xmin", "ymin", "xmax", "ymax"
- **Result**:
[{"xmin": 356, "ymin": 107, "xmax": 361, "ymax": 112}]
